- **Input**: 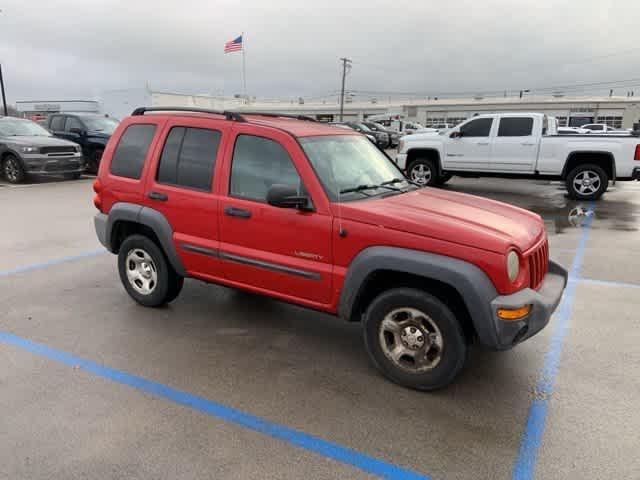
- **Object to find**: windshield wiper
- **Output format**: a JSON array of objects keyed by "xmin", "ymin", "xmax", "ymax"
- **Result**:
[{"xmin": 339, "ymin": 184, "xmax": 377, "ymax": 195}]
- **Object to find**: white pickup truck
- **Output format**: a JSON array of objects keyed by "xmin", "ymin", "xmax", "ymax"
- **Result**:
[{"xmin": 395, "ymin": 112, "xmax": 640, "ymax": 200}]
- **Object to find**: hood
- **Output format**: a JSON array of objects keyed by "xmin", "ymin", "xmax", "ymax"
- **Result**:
[
  {"xmin": 2, "ymin": 135, "xmax": 79, "ymax": 147},
  {"xmin": 339, "ymin": 188, "xmax": 544, "ymax": 254}
]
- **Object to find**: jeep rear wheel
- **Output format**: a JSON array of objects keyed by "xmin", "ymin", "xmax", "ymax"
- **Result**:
[
  {"xmin": 118, "ymin": 234, "xmax": 183, "ymax": 307},
  {"xmin": 407, "ymin": 159, "xmax": 437, "ymax": 186},
  {"xmin": 566, "ymin": 164, "xmax": 608, "ymax": 200},
  {"xmin": 363, "ymin": 288, "xmax": 467, "ymax": 390}
]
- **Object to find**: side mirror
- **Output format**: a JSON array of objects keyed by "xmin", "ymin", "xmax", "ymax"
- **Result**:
[
  {"xmin": 267, "ymin": 184, "xmax": 312, "ymax": 210},
  {"xmin": 450, "ymin": 131, "xmax": 462, "ymax": 138},
  {"xmin": 69, "ymin": 127, "xmax": 85, "ymax": 135}
]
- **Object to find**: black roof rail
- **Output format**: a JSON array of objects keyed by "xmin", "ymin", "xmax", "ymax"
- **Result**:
[
  {"xmin": 228, "ymin": 111, "xmax": 318, "ymax": 122},
  {"xmin": 130, "ymin": 106, "xmax": 246, "ymax": 122}
]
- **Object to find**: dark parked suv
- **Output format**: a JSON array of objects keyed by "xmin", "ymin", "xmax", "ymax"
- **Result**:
[
  {"xmin": 0, "ymin": 117, "xmax": 84, "ymax": 183},
  {"xmin": 46, "ymin": 113, "xmax": 119, "ymax": 173},
  {"xmin": 93, "ymin": 107, "xmax": 566, "ymax": 390}
]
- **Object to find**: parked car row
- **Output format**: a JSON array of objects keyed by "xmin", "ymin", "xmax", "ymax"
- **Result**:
[
  {"xmin": 0, "ymin": 113, "xmax": 119, "ymax": 183},
  {"xmin": 330, "ymin": 121, "xmax": 398, "ymax": 149}
]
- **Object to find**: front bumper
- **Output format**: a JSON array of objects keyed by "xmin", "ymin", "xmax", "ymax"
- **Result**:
[
  {"xmin": 489, "ymin": 260, "xmax": 568, "ymax": 349},
  {"xmin": 395, "ymin": 153, "xmax": 407, "ymax": 169},
  {"xmin": 23, "ymin": 153, "xmax": 85, "ymax": 175}
]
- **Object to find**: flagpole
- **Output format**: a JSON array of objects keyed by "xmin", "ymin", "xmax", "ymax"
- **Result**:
[{"xmin": 241, "ymin": 32, "xmax": 247, "ymax": 103}]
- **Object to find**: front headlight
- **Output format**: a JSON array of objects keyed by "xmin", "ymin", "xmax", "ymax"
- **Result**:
[
  {"xmin": 507, "ymin": 250, "xmax": 520, "ymax": 282},
  {"xmin": 21, "ymin": 146, "xmax": 39, "ymax": 153},
  {"xmin": 75, "ymin": 145, "xmax": 82, "ymax": 153}
]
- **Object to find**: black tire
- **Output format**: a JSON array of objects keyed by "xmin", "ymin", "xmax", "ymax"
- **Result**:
[
  {"xmin": 166, "ymin": 276, "xmax": 185, "ymax": 303},
  {"xmin": 117, "ymin": 234, "xmax": 183, "ymax": 307},
  {"xmin": 87, "ymin": 148, "xmax": 103, "ymax": 174},
  {"xmin": 64, "ymin": 172, "xmax": 82, "ymax": 180},
  {"xmin": 439, "ymin": 173, "xmax": 453, "ymax": 185},
  {"xmin": 407, "ymin": 158, "xmax": 438, "ymax": 186},
  {"xmin": 363, "ymin": 288, "xmax": 467, "ymax": 391},
  {"xmin": 565, "ymin": 164, "xmax": 608, "ymax": 200},
  {"xmin": 3, "ymin": 154, "xmax": 26, "ymax": 184}
]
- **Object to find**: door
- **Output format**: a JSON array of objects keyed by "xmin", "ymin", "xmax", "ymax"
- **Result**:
[
  {"xmin": 219, "ymin": 128, "xmax": 333, "ymax": 305},
  {"xmin": 144, "ymin": 118, "xmax": 228, "ymax": 279},
  {"xmin": 62, "ymin": 116, "xmax": 86, "ymax": 145},
  {"xmin": 443, "ymin": 117, "xmax": 494, "ymax": 170},
  {"xmin": 48, "ymin": 115, "xmax": 67, "ymax": 139},
  {"xmin": 491, "ymin": 116, "xmax": 539, "ymax": 172}
]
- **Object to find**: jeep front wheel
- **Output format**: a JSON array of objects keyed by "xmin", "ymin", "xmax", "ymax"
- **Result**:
[
  {"xmin": 407, "ymin": 159, "xmax": 437, "ymax": 186},
  {"xmin": 363, "ymin": 288, "xmax": 467, "ymax": 390},
  {"xmin": 118, "ymin": 234, "xmax": 183, "ymax": 307}
]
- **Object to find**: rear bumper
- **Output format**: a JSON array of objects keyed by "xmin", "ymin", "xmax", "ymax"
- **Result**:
[
  {"xmin": 632, "ymin": 167, "xmax": 640, "ymax": 180},
  {"xmin": 94, "ymin": 213, "xmax": 111, "ymax": 251},
  {"xmin": 488, "ymin": 260, "xmax": 568, "ymax": 349}
]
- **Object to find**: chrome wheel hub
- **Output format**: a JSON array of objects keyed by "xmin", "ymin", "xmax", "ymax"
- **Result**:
[
  {"xmin": 573, "ymin": 170, "xmax": 601, "ymax": 195},
  {"xmin": 379, "ymin": 307, "xmax": 443, "ymax": 373},
  {"xmin": 125, "ymin": 248, "xmax": 158, "ymax": 295},
  {"xmin": 410, "ymin": 164, "xmax": 431, "ymax": 185}
]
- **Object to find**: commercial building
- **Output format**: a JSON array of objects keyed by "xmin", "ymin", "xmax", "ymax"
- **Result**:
[
  {"xmin": 136, "ymin": 91, "xmax": 640, "ymax": 129},
  {"xmin": 15, "ymin": 100, "xmax": 100, "ymax": 119}
]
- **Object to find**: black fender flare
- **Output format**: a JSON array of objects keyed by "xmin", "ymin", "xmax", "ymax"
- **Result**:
[
  {"xmin": 405, "ymin": 148, "xmax": 443, "ymax": 176},
  {"xmin": 101, "ymin": 202, "xmax": 186, "ymax": 276},
  {"xmin": 337, "ymin": 246, "xmax": 500, "ymax": 347}
]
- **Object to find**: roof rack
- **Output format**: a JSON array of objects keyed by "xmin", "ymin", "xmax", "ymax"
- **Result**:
[
  {"xmin": 229, "ymin": 111, "xmax": 318, "ymax": 122},
  {"xmin": 131, "ymin": 106, "xmax": 245, "ymax": 122}
]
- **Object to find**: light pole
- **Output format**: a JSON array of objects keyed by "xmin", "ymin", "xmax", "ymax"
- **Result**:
[{"xmin": 339, "ymin": 57, "xmax": 352, "ymax": 121}]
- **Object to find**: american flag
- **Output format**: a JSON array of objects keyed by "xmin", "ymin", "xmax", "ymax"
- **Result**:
[{"xmin": 224, "ymin": 35, "xmax": 243, "ymax": 53}]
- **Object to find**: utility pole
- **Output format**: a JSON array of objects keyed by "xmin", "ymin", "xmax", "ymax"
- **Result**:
[
  {"xmin": 339, "ymin": 57, "xmax": 351, "ymax": 121},
  {"xmin": 0, "ymin": 64, "xmax": 7, "ymax": 116}
]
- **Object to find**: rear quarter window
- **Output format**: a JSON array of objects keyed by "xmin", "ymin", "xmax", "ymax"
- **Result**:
[{"xmin": 109, "ymin": 124, "xmax": 157, "ymax": 179}]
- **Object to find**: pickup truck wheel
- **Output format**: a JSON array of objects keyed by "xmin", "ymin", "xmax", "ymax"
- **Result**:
[
  {"xmin": 407, "ymin": 159, "xmax": 437, "ymax": 186},
  {"xmin": 118, "ymin": 234, "xmax": 182, "ymax": 307},
  {"xmin": 363, "ymin": 288, "xmax": 467, "ymax": 390},
  {"xmin": 3, "ymin": 155, "xmax": 26, "ymax": 184},
  {"xmin": 566, "ymin": 164, "xmax": 608, "ymax": 200}
]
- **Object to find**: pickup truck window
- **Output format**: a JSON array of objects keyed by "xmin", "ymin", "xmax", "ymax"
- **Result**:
[
  {"xmin": 49, "ymin": 115, "xmax": 65, "ymax": 132},
  {"xmin": 497, "ymin": 117, "xmax": 533, "ymax": 137},
  {"xmin": 460, "ymin": 118, "xmax": 492, "ymax": 137},
  {"xmin": 157, "ymin": 127, "xmax": 221, "ymax": 191},
  {"xmin": 230, "ymin": 134, "xmax": 302, "ymax": 202},
  {"xmin": 300, "ymin": 135, "xmax": 409, "ymax": 202},
  {"xmin": 65, "ymin": 117, "xmax": 84, "ymax": 132},
  {"xmin": 110, "ymin": 124, "xmax": 157, "ymax": 180}
]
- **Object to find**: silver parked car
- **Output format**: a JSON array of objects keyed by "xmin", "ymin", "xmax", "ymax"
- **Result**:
[{"xmin": 0, "ymin": 117, "xmax": 85, "ymax": 183}]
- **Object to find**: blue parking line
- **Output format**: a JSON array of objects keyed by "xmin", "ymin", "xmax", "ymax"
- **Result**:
[
  {"xmin": 0, "ymin": 249, "xmax": 107, "ymax": 278},
  {"xmin": 512, "ymin": 203, "xmax": 595, "ymax": 480},
  {"xmin": 0, "ymin": 331, "xmax": 429, "ymax": 480}
]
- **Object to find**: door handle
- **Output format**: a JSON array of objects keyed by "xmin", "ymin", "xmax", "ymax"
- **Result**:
[
  {"xmin": 148, "ymin": 191, "xmax": 168, "ymax": 201},
  {"xmin": 521, "ymin": 142, "xmax": 536, "ymax": 146},
  {"xmin": 477, "ymin": 142, "xmax": 490, "ymax": 146},
  {"xmin": 224, "ymin": 206, "xmax": 252, "ymax": 218}
]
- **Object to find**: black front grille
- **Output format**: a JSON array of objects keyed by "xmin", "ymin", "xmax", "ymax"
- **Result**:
[
  {"xmin": 40, "ymin": 146, "xmax": 76, "ymax": 154},
  {"xmin": 45, "ymin": 160, "xmax": 80, "ymax": 172}
]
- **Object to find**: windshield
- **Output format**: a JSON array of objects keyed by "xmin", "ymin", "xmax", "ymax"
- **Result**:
[
  {"xmin": 0, "ymin": 118, "xmax": 51, "ymax": 136},
  {"xmin": 300, "ymin": 135, "xmax": 413, "ymax": 201},
  {"xmin": 81, "ymin": 116, "xmax": 119, "ymax": 133},
  {"xmin": 354, "ymin": 123, "xmax": 373, "ymax": 132}
]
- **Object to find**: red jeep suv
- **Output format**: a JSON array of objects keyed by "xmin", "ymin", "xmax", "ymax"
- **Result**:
[{"xmin": 93, "ymin": 107, "xmax": 567, "ymax": 390}]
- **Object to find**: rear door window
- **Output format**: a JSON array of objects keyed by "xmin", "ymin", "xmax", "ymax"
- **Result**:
[
  {"xmin": 110, "ymin": 124, "xmax": 157, "ymax": 179},
  {"xmin": 497, "ymin": 117, "xmax": 534, "ymax": 136},
  {"xmin": 65, "ymin": 117, "xmax": 84, "ymax": 132},
  {"xmin": 156, "ymin": 126, "xmax": 221, "ymax": 191}
]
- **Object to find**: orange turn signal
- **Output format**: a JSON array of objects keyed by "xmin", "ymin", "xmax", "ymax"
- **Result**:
[{"xmin": 497, "ymin": 305, "xmax": 532, "ymax": 320}]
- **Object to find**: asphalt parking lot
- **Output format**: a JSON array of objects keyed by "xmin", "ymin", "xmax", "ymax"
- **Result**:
[{"xmin": 1, "ymin": 175, "xmax": 639, "ymax": 480}]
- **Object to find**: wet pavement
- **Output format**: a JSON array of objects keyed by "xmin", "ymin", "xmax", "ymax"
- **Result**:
[{"xmin": 1, "ymin": 176, "xmax": 639, "ymax": 479}]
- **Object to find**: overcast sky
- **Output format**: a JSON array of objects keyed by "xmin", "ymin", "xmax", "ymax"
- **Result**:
[{"xmin": 1, "ymin": 0, "xmax": 639, "ymax": 104}]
